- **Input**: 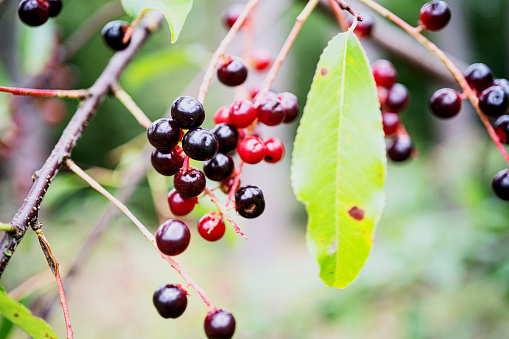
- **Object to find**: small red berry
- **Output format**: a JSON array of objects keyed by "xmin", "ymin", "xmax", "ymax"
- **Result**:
[
  {"xmin": 229, "ymin": 100, "xmax": 257, "ymax": 128},
  {"xmin": 220, "ymin": 176, "xmax": 240, "ymax": 194},
  {"xmin": 419, "ymin": 1, "xmax": 451, "ymax": 32},
  {"xmin": 377, "ymin": 86, "xmax": 389, "ymax": 109},
  {"xmin": 382, "ymin": 111, "xmax": 400, "ymax": 136},
  {"xmin": 213, "ymin": 106, "xmax": 231, "ymax": 125},
  {"xmin": 222, "ymin": 4, "xmax": 244, "ymax": 29},
  {"xmin": 237, "ymin": 136, "xmax": 265, "ymax": 164},
  {"xmin": 348, "ymin": 13, "xmax": 374, "ymax": 39},
  {"xmin": 168, "ymin": 189, "xmax": 198, "ymax": 216},
  {"xmin": 263, "ymin": 137, "xmax": 285, "ymax": 163},
  {"xmin": 386, "ymin": 83, "xmax": 409, "ymax": 112},
  {"xmin": 494, "ymin": 115, "xmax": 509, "ymax": 144},
  {"xmin": 248, "ymin": 49, "xmax": 272, "ymax": 71},
  {"xmin": 372, "ymin": 60, "xmax": 397, "ymax": 88},
  {"xmin": 198, "ymin": 213, "xmax": 226, "ymax": 242}
]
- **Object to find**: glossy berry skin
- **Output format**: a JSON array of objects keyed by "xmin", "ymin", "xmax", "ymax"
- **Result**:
[
  {"xmin": 204, "ymin": 309, "xmax": 236, "ymax": 339},
  {"xmin": 387, "ymin": 135, "xmax": 413, "ymax": 162},
  {"xmin": 386, "ymin": 83, "xmax": 409, "ymax": 112},
  {"xmin": 171, "ymin": 96, "xmax": 205, "ymax": 129},
  {"xmin": 257, "ymin": 99, "xmax": 285, "ymax": 126},
  {"xmin": 278, "ymin": 92, "xmax": 300, "ymax": 123},
  {"xmin": 222, "ymin": 4, "xmax": 244, "ymax": 29},
  {"xmin": 211, "ymin": 123, "xmax": 239, "ymax": 154},
  {"xmin": 18, "ymin": 0, "xmax": 49, "ymax": 27},
  {"xmin": 429, "ymin": 88, "xmax": 462, "ymax": 118},
  {"xmin": 213, "ymin": 106, "xmax": 231, "ymax": 125},
  {"xmin": 174, "ymin": 167, "xmax": 206, "ymax": 198},
  {"xmin": 263, "ymin": 137, "xmax": 285, "ymax": 163},
  {"xmin": 147, "ymin": 119, "xmax": 181, "ymax": 149},
  {"xmin": 217, "ymin": 56, "xmax": 248, "ymax": 87},
  {"xmin": 372, "ymin": 59, "xmax": 397, "ymax": 89},
  {"xmin": 494, "ymin": 115, "xmax": 509, "ymax": 144},
  {"xmin": 151, "ymin": 147, "xmax": 185, "ymax": 176},
  {"xmin": 464, "ymin": 63, "xmax": 494, "ymax": 94},
  {"xmin": 155, "ymin": 219, "xmax": 191, "ymax": 256},
  {"xmin": 235, "ymin": 185, "xmax": 265, "ymax": 219},
  {"xmin": 47, "ymin": 0, "xmax": 63, "ymax": 17},
  {"xmin": 419, "ymin": 1, "xmax": 451, "ymax": 31},
  {"xmin": 229, "ymin": 100, "xmax": 257, "ymax": 128},
  {"xmin": 198, "ymin": 214, "xmax": 226, "ymax": 242},
  {"xmin": 204, "ymin": 153, "xmax": 234, "ymax": 181},
  {"xmin": 492, "ymin": 169, "xmax": 509, "ymax": 201},
  {"xmin": 237, "ymin": 137, "xmax": 266, "ymax": 164},
  {"xmin": 348, "ymin": 13, "xmax": 374, "ymax": 38},
  {"xmin": 182, "ymin": 128, "xmax": 218, "ymax": 161},
  {"xmin": 153, "ymin": 284, "xmax": 188, "ymax": 319},
  {"xmin": 492, "ymin": 79, "xmax": 509, "ymax": 100},
  {"xmin": 382, "ymin": 111, "xmax": 400, "ymax": 136},
  {"xmin": 168, "ymin": 189, "xmax": 198, "ymax": 216},
  {"xmin": 102, "ymin": 20, "xmax": 130, "ymax": 51},
  {"xmin": 478, "ymin": 86, "xmax": 509, "ymax": 117},
  {"xmin": 249, "ymin": 49, "xmax": 272, "ymax": 71},
  {"xmin": 220, "ymin": 176, "xmax": 240, "ymax": 194}
]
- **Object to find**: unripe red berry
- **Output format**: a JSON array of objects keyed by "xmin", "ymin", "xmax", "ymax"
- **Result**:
[
  {"xmin": 372, "ymin": 59, "xmax": 397, "ymax": 89},
  {"xmin": 237, "ymin": 136, "xmax": 265, "ymax": 164},
  {"xmin": 263, "ymin": 137, "xmax": 285, "ymax": 163},
  {"xmin": 198, "ymin": 213, "xmax": 226, "ymax": 242},
  {"xmin": 381, "ymin": 111, "xmax": 400, "ymax": 136},
  {"xmin": 168, "ymin": 189, "xmax": 198, "ymax": 216},
  {"xmin": 229, "ymin": 100, "xmax": 257, "ymax": 128},
  {"xmin": 248, "ymin": 49, "xmax": 272, "ymax": 71},
  {"xmin": 213, "ymin": 106, "xmax": 231, "ymax": 125}
]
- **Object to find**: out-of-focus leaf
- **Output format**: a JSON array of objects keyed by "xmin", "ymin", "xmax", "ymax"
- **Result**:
[{"xmin": 18, "ymin": 21, "xmax": 57, "ymax": 77}]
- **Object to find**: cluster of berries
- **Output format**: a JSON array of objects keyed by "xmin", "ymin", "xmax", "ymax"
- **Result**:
[{"xmin": 17, "ymin": 0, "xmax": 62, "ymax": 27}]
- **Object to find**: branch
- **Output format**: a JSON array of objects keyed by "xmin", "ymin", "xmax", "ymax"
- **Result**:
[
  {"xmin": 0, "ymin": 86, "xmax": 87, "ymax": 99},
  {"xmin": 0, "ymin": 12, "xmax": 165, "ymax": 278}
]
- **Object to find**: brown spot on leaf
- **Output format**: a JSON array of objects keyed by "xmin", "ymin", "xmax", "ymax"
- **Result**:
[
  {"xmin": 13, "ymin": 313, "xmax": 19, "ymax": 317},
  {"xmin": 348, "ymin": 206, "xmax": 364, "ymax": 221},
  {"xmin": 321, "ymin": 68, "xmax": 328, "ymax": 76}
]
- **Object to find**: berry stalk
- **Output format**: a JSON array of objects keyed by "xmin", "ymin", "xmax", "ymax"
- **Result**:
[
  {"xmin": 203, "ymin": 187, "xmax": 247, "ymax": 239},
  {"xmin": 112, "ymin": 82, "xmax": 152, "ymax": 129},
  {"xmin": 0, "ymin": 86, "xmax": 88, "ymax": 99}
]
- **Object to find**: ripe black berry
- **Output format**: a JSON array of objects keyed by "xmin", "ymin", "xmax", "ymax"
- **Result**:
[
  {"xmin": 494, "ymin": 115, "xmax": 509, "ymax": 144},
  {"xmin": 419, "ymin": 1, "xmax": 451, "ymax": 31},
  {"xmin": 492, "ymin": 169, "xmax": 509, "ymax": 201},
  {"xmin": 387, "ymin": 135, "xmax": 413, "ymax": 162},
  {"xmin": 47, "ymin": 0, "xmax": 63, "ymax": 17},
  {"xmin": 278, "ymin": 92, "xmax": 300, "ymax": 123},
  {"xmin": 198, "ymin": 214, "xmax": 226, "ymax": 242},
  {"xmin": 174, "ymin": 167, "xmax": 206, "ymax": 198},
  {"xmin": 153, "ymin": 284, "xmax": 188, "ymax": 319},
  {"xmin": 492, "ymin": 79, "xmax": 509, "ymax": 99},
  {"xmin": 171, "ymin": 96, "xmax": 205, "ymax": 129},
  {"xmin": 257, "ymin": 98, "xmax": 285, "ymax": 126},
  {"xmin": 168, "ymin": 189, "xmax": 198, "ymax": 216},
  {"xmin": 147, "ymin": 118, "xmax": 181, "ymax": 149},
  {"xmin": 464, "ymin": 63, "xmax": 494, "ymax": 94},
  {"xmin": 151, "ymin": 147, "xmax": 185, "ymax": 176},
  {"xmin": 102, "ymin": 20, "xmax": 130, "ymax": 51},
  {"xmin": 211, "ymin": 123, "xmax": 239, "ymax": 154},
  {"xmin": 235, "ymin": 185, "xmax": 265, "ymax": 219},
  {"xmin": 429, "ymin": 88, "xmax": 462, "ymax": 118},
  {"xmin": 204, "ymin": 309, "xmax": 236, "ymax": 339},
  {"xmin": 18, "ymin": 0, "xmax": 49, "ymax": 27},
  {"xmin": 478, "ymin": 86, "xmax": 508, "ymax": 117},
  {"xmin": 217, "ymin": 56, "xmax": 248, "ymax": 87},
  {"xmin": 182, "ymin": 128, "xmax": 219, "ymax": 161},
  {"xmin": 155, "ymin": 219, "xmax": 191, "ymax": 256},
  {"xmin": 386, "ymin": 83, "xmax": 409, "ymax": 112},
  {"xmin": 204, "ymin": 153, "xmax": 234, "ymax": 182}
]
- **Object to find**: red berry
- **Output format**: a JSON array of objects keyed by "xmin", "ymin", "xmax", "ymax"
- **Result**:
[
  {"xmin": 492, "ymin": 169, "xmax": 509, "ymax": 201},
  {"xmin": 494, "ymin": 115, "xmax": 509, "ymax": 144},
  {"xmin": 348, "ymin": 13, "xmax": 374, "ymax": 38},
  {"xmin": 222, "ymin": 4, "xmax": 244, "ymax": 29},
  {"xmin": 429, "ymin": 88, "xmax": 462, "ymax": 118},
  {"xmin": 213, "ymin": 106, "xmax": 231, "ymax": 125},
  {"xmin": 198, "ymin": 213, "xmax": 226, "ymax": 242},
  {"xmin": 229, "ymin": 100, "xmax": 257, "ymax": 128},
  {"xmin": 256, "ymin": 99, "xmax": 285, "ymax": 126},
  {"xmin": 377, "ymin": 86, "xmax": 389, "ymax": 109},
  {"xmin": 372, "ymin": 59, "xmax": 397, "ymax": 88},
  {"xmin": 168, "ymin": 189, "xmax": 197, "ymax": 216},
  {"xmin": 220, "ymin": 176, "xmax": 240, "ymax": 194},
  {"xmin": 217, "ymin": 56, "xmax": 248, "ymax": 87},
  {"xmin": 419, "ymin": 1, "xmax": 451, "ymax": 32},
  {"xmin": 386, "ymin": 83, "xmax": 409, "ymax": 112},
  {"xmin": 155, "ymin": 219, "xmax": 191, "ymax": 256},
  {"xmin": 263, "ymin": 137, "xmax": 285, "ymax": 163},
  {"xmin": 277, "ymin": 92, "xmax": 300, "ymax": 123},
  {"xmin": 237, "ymin": 137, "xmax": 265, "ymax": 164},
  {"xmin": 248, "ymin": 49, "xmax": 272, "ymax": 71},
  {"xmin": 381, "ymin": 111, "xmax": 400, "ymax": 136}
]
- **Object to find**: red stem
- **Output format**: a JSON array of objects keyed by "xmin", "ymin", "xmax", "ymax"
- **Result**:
[
  {"xmin": 0, "ymin": 86, "xmax": 87, "ymax": 99},
  {"xmin": 55, "ymin": 269, "xmax": 74, "ymax": 339}
]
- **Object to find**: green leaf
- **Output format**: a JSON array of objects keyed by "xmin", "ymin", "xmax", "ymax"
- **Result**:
[
  {"xmin": 291, "ymin": 31, "xmax": 386, "ymax": 288},
  {"xmin": 121, "ymin": 0, "xmax": 193, "ymax": 43},
  {"xmin": 0, "ymin": 286, "xmax": 60, "ymax": 339}
]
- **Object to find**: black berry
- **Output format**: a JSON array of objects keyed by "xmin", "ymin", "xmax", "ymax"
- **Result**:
[
  {"xmin": 492, "ymin": 169, "xmax": 509, "ymax": 201},
  {"xmin": 387, "ymin": 135, "xmax": 413, "ymax": 162},
  {"xmin": 386, "ymin": 83, "xmax": 409, "ymax": 112},
  {"xmin": 211, "ymin": 123, "xmax": 239, "ymax": 154},
  {"xmin": 204, "ymin": 309, "xmax": 236, "ymax": 339},
  {"xmin": 102, "ymin": 20, "xmax": 131, "ymax": 51},
  {"xmin": 220, "ymin": 176, "xmax": 240, "ymax": 195},
  {"xmin": 419, "ymin": 1, "xmax": 451, "ymax": 31},
  {"xmin": 429, "ymin": 88, "xmax": 462, "ymax": 118},
  {"xmin": 155, "ymin": 219, "xmax": 191, "ymax": 256},
  {"xmin": 18, "ymin": 0, "xmax": 49, "ymax": 27},
  {"xmin": 235, "ymin": 185, "xmax": 265, "ymax": 219},
  {"xmin": 204, "ymin": 153, "xmax": 235, "ymax": 181},
  {"xmin": 478, "ymin": 85, "xmax": 508, "ymax": 117},
  {"xmin": 256, "ymin": 98, "xmax": 285, "ymax": 126},
  {"xmin": 47, "ymin": 0, "xmax": 63, "ymax": 17},
  {"xmin": 153, "ymin": 284, "xmax": 188, "ymax": 319},
  {"xmin": 492, "ymin": 79, "xmax": 509, "ymax": 99},
  {"xmin": 182, "ymin": 128, "xmax": 219, "ymax": 161},
  {"xmin": 171, "ymin": 96, "xmax": 205, "ymax": 129},
  {"xmin": 151, "ymin": 147, "xmax": 185, "ymax": 176},
  {"xmin": 174, "ymin": 167, "xmax": 206, "ymax": 198},
  {"xmin": 217, "ymin": 56, "xmax": 248, "ymax": 87},
  {"xmin": 147, "ymin": 118, "xmax": 181, "ymax": 149},
  {"xmin": 278, "ymin": 92, "xmax": 300, "ymax": 123},
  {"xmin": 494, "ymin": 115, "xmax": 509, "ymax": 144},
  {"xmin": 464, "ymin": 63, "xmax": 494, "ymax": 94}
]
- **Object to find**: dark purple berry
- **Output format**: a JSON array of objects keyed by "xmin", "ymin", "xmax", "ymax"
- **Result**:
[
  {"xmin": 492, "ymin": 169, "xmax": 509, "ymax": 200},
  {"xmin": 171, "ymin": 96, "xmax": 205, "ymax": 129},
  {"xmin": 494, "ymin": 115, "xmax": 509, "ymax": 144},
  {"xmin": 429, "ymin": 88, "xmax": 462, "ymax": 118},
  {"xmin": 174, "ymin": 167, "xmax": 206, "ymax": 198},
  {"xmin": 211, "ymin": 123, "xmax": 239, "ymax": 154},
  {"xmin": 464, "ymin": 63, "xmax": 494, "ymax": 94},
  {"xmin": 204, "ymin": 153, "xmax": 234, "ymax": 182},
  {"xmin": 18, "ymin": 0, "xmax": 49, "ymax": 27},
  {"xmin": 278, "ymin": 92, "xmax": 300, "ymax": 123},
  {"xmin": 147, "ymin": 118, "xmax": 181, "ymax": 149},
  {"xmin": 257, "ymin": 98, "xmax": 285, "ymax": 126},
  {"xmin": 217, "ymin": 56, "xmax": 248, "ymax": 87},
  {"xmin": 182, "ymin": 128, "xmax": 219, "ymax": 161},
  {"xmin": 235, "ymin": 185, "xmax": 265, "ymax": 219},
  {"xmin": 386, "ymin": 83, "xmax": 409, "ymax": 112},
  {"xmin": 387, "ymin": 135, "xmax": 413, "ymax": 162},
  {"xmin": 419, "ymin": 1, "xmax": 451, "ymax": 31},
  {"xmin": 47, "ymin": 0, "xmax": 62, "ymax": 17},
  {"xmin": 382, "ymin": 111, "xmax": 400, "ymax": 136},
  {"xmin": 153, "ymin": 284, "xmax": 188, "ymax": 319},
  {"xmin": 151, "ymin": 147, "xmax": 185, "ymax": 176},
  {"xmin": 204, "ymin": 309, "xmax": 236, "ymax": 339},
  {"xmin": 479, "ymin": 86, "xmax": 508, "ymax": 117},
  {"xmin": 102, "ymin": 20, "xmax": 130, "ymax": 51},
  {"xmin": 155, "ymin": 219, "xmax": 191, "ymax": 256},
  {"xmin": 492, "ymin": 79, "xmax": 509, "ymax": 99}
]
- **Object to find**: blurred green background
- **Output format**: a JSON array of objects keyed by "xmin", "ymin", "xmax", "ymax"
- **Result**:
[{"xmin": 1, "ymin": 0, "xmax": 509, "ymax": 338}]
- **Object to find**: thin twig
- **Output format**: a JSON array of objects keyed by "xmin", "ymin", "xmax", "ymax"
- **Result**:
[
  {"xmin": 327, "ymin": 0, "xmax": 349, "ymax": 31},
  {"xmin": 0, "ymin": 86, "xmax": 88, "ymax": 99},
  {"xmin": 123, "ymin": 11, "xmax": 147, "ymax": 44},
  {"xmin": 111, "ymin": 82, "xmax": 152, "ymax": 129},
  {"xmin": 204, "ymin": 187, "xmax": 247, "ymax": 239},
  {"xmin": 335, "ymin": 0, "xmax": 363, "ymax": 21}
]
